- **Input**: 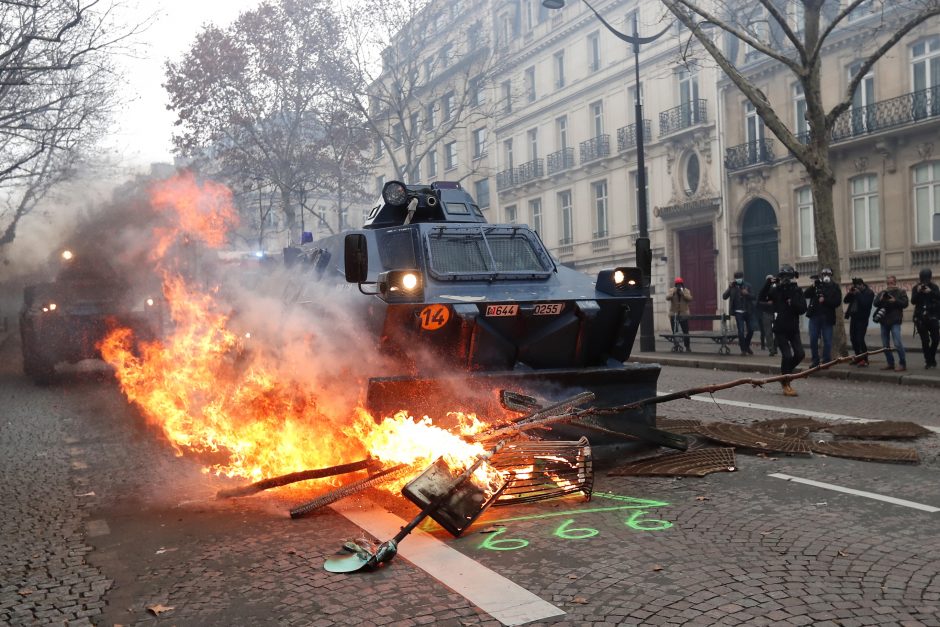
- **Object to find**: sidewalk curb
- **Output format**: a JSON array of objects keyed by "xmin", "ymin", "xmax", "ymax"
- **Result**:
[{"xmin": 629, "ymin": 353, "xmax": 940, "ymax": 388}]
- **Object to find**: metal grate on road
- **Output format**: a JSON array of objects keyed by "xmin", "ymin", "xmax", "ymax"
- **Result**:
[
  {"xmin": 810, "ymin": 440, "xmax": 920, "ymax": 464},
  {"xmin": 607, "ymin": 447, "xmax": 737, "ymax": 477},
  {"xmin": 825, "ymin": 421, "xmax": 933, "ymax": 439},
  {"xmin": 657, "ymin": 417, "xmax": 703, "ymax": 434},
  {"xmin": 696, "ymin": 423, "xmax": 811, "ymax": 455}
]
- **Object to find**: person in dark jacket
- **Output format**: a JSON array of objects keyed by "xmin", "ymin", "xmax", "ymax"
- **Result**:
[
  {"xmin": 758, "ymin": 274, "xmax": 777, "ymax": 357},
  {"xmin": 803, "ymin": 267, "xmax": 842, "ymax": 367},
  {"xmin": 911, "ymin": 267, "xmax": 940, "ymax": 369},
  {"xmin": 760, "ymin": 264, "xmax": 806, "ymax": 396},
  {"xmin": 874, "ymin": 275, "xmax": 909, "ymax": 371},
  {"xmin": 723, "ymin": 270, "xmax": 755, "ymax": 355},
  {"xmin": 843, "ymin": 277, "xmax": 875, "ymax": 366}
]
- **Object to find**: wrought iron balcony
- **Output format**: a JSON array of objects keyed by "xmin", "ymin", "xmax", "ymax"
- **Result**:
[
  {"xmin": 496, "ymin": 168, "xmax": 516, "ymax": 191},
  {"xmin": 579, "ymin": 134, "xmax": 610, "ymax": 164},
  {"xmin": 724, "ymin": 139, "xmax": 775, "ymax": 171},
  {"xmin": 515, "ymin": 158, "xmax": 544, "ymax": 184},
  {"xmin": 659, "ymin": 99, "xmax": 707, "ymax": 136},
  {"xmin": 831, "ymin": 86, "xmax": 940, "ymax": 142},
  {"xmin": 547, "ymin": 148, "xmax": 575, "ymax": 174},
  {"xmin": 617, "ymin": 120, "xmax": 651, "ymax": 151}
]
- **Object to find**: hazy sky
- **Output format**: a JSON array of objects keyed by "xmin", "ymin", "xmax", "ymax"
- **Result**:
[{"xmin": 109, "ymin": 0, "xmax": 263, "ymax": 168}]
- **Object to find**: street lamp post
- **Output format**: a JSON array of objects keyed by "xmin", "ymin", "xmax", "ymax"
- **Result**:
[{"xmin": 543, "ymin": 0, "xmax": 670, "ymax": 352}]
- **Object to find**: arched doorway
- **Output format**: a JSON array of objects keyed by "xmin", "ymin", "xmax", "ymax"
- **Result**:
[{"xmin": 741, "ymin": 198, "xmax": 779, "ymax": 288}]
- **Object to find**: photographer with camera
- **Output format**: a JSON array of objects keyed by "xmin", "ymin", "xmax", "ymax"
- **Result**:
[
  {"xmin": 803, "ymin": 268, "xmax": 842, "ymax": 368},
  {"xmin": 843, "ymin": 277, "xmax": 875, "ymax": 366},
  {"xmin": 758, "ymin": 275, "xmax": 777, "ymax": 357},
  {"xmin": 666, "ymin": 277, "xmax": 694, "ymax": 352},
  {"xmin": 760, "ymin": 264, "xmax": 806, "ymax": 396},
  {"xmin": 873, "ymin": 275, "xmax": 909, "ymax": 371},
  {"xmin": 723, "ymin": 270, "xmax": 756, "ymax": 356},
  {"xmin": 911, "ymin": 267, "xmax": 940, "ymax": 369}
]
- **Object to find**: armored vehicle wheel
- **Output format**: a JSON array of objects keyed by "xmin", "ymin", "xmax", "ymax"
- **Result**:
[{"xmin": 22, "ymin": 341, "xmax": 55, "ymax": 385}]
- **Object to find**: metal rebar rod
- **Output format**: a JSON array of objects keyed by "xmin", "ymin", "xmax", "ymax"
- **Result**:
[{"xmin": 216, "ymin": 459, "xmax": 375, "ymax": 499}]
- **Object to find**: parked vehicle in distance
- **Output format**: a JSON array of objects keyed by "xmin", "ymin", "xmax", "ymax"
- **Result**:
[{"xmin": 20, "ymin": 248, "xmax": 165, "ymax": 383}]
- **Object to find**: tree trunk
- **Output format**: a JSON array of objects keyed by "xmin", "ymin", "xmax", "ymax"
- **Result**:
[
  {"xmin": 281, "ymin": 186, "xmax": 295, "ymax": 240},
  {"xmin": 810, "ymin": 165, "xmax": 849, "ymax": 357}
]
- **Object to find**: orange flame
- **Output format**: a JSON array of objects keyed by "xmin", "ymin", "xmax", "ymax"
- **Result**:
[{"xmin": 100, "ymin": 171, "xmax": 500, "ymax": 492}]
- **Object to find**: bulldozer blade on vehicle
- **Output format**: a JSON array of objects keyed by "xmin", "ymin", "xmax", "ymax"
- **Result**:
[{"xmin": 365, "ymin": 362, "xmax": 662, "ymax": 458}]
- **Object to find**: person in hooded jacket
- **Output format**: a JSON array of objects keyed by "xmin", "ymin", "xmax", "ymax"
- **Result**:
[
  {"xmin": 723, "ymin": 270, "xmax": 755, "ymax": 355},
  {"xmin": 803, "ymin": 267, "xmax": 842, "ymax": 367},
  {"xmin": 760, "ymin": 264, "xmax": 806, "ymax": 396},
  {"xmin": 874, "ymin": 275, "xmax": 909, "ymax": 371},
  {"xmin": 665, "ymin": 276, "xmax": 693, "ymax": 352},
  {"xmin": 843, "ymin": 277, "xmax": 875, "ymax": 366},
  {"xmin": 911, "ymin": 267, "xmax": 940, "ymax": 369}
]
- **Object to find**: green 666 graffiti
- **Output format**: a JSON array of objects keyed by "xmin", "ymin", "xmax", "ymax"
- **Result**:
[{"xmin": 477, "ymin": 492, "xmax": 673, "ymax": 552}]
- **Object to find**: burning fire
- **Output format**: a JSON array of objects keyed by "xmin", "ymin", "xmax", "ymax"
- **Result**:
[{"xmin": 100, "ymin": 171, "xmax": 501, "ymax": 491}]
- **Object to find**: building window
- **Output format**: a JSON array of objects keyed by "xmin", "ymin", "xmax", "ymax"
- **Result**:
[
  {"xmin": 851, "ymin": 174, "xmax": 879, "ymax": 251},
  {"xmin": 525, "ymin": 66, "xmax": 536, "ymax": 102},
  {"xmin": 558, "ymin": 190, "xmax": 573, "ymax": 244},
  {"xmin": 678, "ymin": 66, "xmax": 699, "ymax": 125},
  {"xmin": 502, "ymin": 80, "xmax": 512, "ymax": 113},
  {"xmin": 553, "ymin": 50, "xmax": 565, "ymax": 89},
  {"xmin": 426, "ymin": 103, "xmax": 437, "ymax": 131},
  {"xmin": 393, "ymin": 123, "xmax": 403, "ymax": 146},
  {"xmin": 374, "ymin": 138, "xmax": 383, "ymax": 159},
  {"xmin": 475, "ymin": 179, "xmax": 490, "ymax": 208},
  {"xmin": 590, "ymin": 100, "xmax": 604, "ymax": 137},
  {"xmin": 914, "ymin": 161, "xmax": 940, "ymax": 244},
  {"xmin": 685, "ymin": 152, "xmax": 700, "ymax": 195},
  {"xmin": 409, "ymin": 162, "xmax": 420, "ymax": 184},
  {"xmin": 847, "ymin": 0, "xmax": 875, "ymax": 22},
  {"xmin": 587, "ymin": 31, "xmax": 601, "ymax": 72},
  {"xmin": 427, "ymin": 150, "xmax": 438, "ymax": 178},
  {"xmin": 592, "ymin": 180, "xmax": 608, "ymax": 238},
  {"xmin": 410, "ymin": 111, "xmax": 420, "ymax": 136},
  {"xmin": 471, "ymin": 75, "xmax": 485, "ymax": 107},
  {"xmin": 505, "ymin": 204, "xmax": 517, "ymax": 224},
  {"xmin": 529, "ymin": 198, "xmax": 542, "ymax": 234},
  {"xmin": 439, "ymin": 43, "xmax": 453, "ymax": 68},
  {"xmin": 797, "ymin": 187, "xmax": 816, "ymax": 257},
  {"xmin": 911, "ymin": 36, "xmax": 940, "ymax": 119},
  {"xmin": 849, "ymin": 62, "xmax": 875, "ymax": 133},
  {"xmin": 376, "ymin": 175, "xmax": 385, "ymax": 195},
  {"xmin": 472, "ymin": 127, "xmax": 487, "ymax": 159},
  {"xmin": 504, "ymin": 138, "xmax": 514, "ymax": 170},
  {"xmin": 443, "ymin": 91, "xmax": 455, "ymax": 121},
  {"xmin": 793, "ymin": 83, "xmax": 807, "ymax": 140},
  {"xmin": 555, "ymin": 115, "xmax": 568, "ymax": 150},
  {"xmin": 424, "ymin": 58, "xmax": 434, "ymax": 82},
  {"xmin": 527, "ymin": 127, "xmax": 538, "ymax": 160},
  {"xmin": 745, "ymin": 100, "xmax": 765, "ymax": 162},
  {"xmin": 445, "ymin": 141, "xmax": 458, "ymax": 170}
]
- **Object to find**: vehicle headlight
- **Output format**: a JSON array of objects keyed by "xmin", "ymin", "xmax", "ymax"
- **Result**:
[
  {"xmin": 596, "ymin": 267, "xmax": 643, "ymax": 295},
  {"xmin": 41, "ymin": 302, "xmax": 58, "ymax": 312},
  {"xmin": 382, "ymin": 180, "xmax": 409, "ymax": 206},
  {"xmin": 146, "ymin": 298, "xmax": 155, "ymax": 307},
  {"xmin": 61, "ymin": 250, "xmax": 73, "ymax": 261},
  {"xmin": 378, "ymin": 270, "xmax": 424, "ymax": 301}
]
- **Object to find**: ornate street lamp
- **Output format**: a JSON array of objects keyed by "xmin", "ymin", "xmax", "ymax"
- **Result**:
[{"xmin": 542, "ymin": 0, "xmax": 670, "ymax": 352}]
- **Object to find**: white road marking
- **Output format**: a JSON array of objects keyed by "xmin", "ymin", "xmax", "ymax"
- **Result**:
[
  {"xmin": 334, "ymin": 499, "xmax": 565, "ymax": 626},
  {"xmin": 769, "ymin": 473, "xmax": 940, "ymax": 512},
  {"xmin": 684, "ymin": 395, "xmax": 940, "ymax": 434}
]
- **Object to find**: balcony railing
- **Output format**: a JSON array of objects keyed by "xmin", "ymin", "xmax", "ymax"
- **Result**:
[
  {"xmin": 912, "ymin": 245, "xmax": 940, "ymax": 267},
  {"xmin": 515, "ymin": 158, "xmax": 544, "ymax": 184},
  {"xmin": 659, "ymin": 99, "xmax": 707, "ymax": 136},
  {"xmin": 724, "ymin": 139, "xmax": 775, "ymax": 171},
  {"xmin": 496, "ymin": 168, "xmax": 516, "ymax": 191},
  {"xmin": 579, "ymin": 134, "xmax": 610, "ymax": 164},
  {"xmin": 831, "ymin": 86, "xmax": 940, "ymax": 141},
  {"xmin": 617, "ymin": 120, "xmax": 651, "ymax": 151},
  {"xmin": 849, "ymin": 251, "xmax": 881, "ymax": 273},
  {"xmin": 547, "ymin": 147, "xmax": 575, "ymax": 174}
]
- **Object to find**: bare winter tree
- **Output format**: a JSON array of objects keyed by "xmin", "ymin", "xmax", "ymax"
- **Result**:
[
  {"xmin": 662, "ymin": 0, "xmax": 940, "ymax": 352},
  {"xmin": 164, "ymin": 0, "xmax": 370, "ymax": 239},
  {"xmin": 344, "ymin": 0, "xmax": 503, "ymax": 185},
  {"xmin": 0, "ymin": 0, "xmax": 144, "ymax": 250}
]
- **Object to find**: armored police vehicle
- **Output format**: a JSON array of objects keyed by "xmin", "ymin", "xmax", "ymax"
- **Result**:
[
  {"xmin": 286, "ymin": 181, "xmax": 671, "ymax": 453},
  {"xmin": 20, "ymin": 247, "xmax": 165, "ymax": 384}
]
